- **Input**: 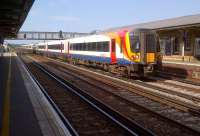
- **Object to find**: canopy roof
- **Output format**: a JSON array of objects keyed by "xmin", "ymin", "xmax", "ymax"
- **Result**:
[{"xmin": 0, "ymin": 0, "xmax": 34, "ymax": 38}]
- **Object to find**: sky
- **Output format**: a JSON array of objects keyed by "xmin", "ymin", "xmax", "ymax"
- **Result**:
[
  {"xmin": 7, "ymin": 0, "xmax": 200, "ymax": 44},
  {"xmin": 21, "ymin": 0, "xmax": 200, "ymax": 33}
]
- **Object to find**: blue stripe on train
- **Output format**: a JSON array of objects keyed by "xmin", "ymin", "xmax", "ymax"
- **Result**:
[
  {"xmin": 70, "ymin": 54, "xmax": 136, "ymax": 65},
  {"xmin": 71, "ymin": 54, "xmax": 111, "ymax": 63},
  {"xmin": 117, "ymin": 58, "xmax": 136, "ymax": 65},
  {"xmin": 45, "ymin": 51, "xmax": 136, "ymax": 65}
]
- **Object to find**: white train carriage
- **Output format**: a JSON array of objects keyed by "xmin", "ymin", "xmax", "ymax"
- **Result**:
[
  {"xmin": 36, "ymin": 42, "xmax": 47, "ymax": 54},
  {"xmin": 17, "ymin": 44, "xmax": 34, "ymax": 54},
  {"xmin": 67, "ymin": 35, "xmax": 117, "ymax": 64},
  {"xmin": 45, "ymin": 40, "xmax": 67, "ymax": 58}
]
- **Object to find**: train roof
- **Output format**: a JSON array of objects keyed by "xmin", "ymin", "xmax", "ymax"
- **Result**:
[
  {"xmin": 102, "ymin": 14, "xmax": 200, "ymax": 33},
  {"xmin": 68, "ymin": 34, "xmax": 111, "ymax": 43}
]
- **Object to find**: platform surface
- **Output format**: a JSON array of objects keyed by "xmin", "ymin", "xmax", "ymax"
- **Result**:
[
  {"xmin": 0, "ymin": 53, "xmax": 43, "ymax": 136},
  {"xmin": 0, "ymin": 53, "xmax": 70, "ymax": 136}
]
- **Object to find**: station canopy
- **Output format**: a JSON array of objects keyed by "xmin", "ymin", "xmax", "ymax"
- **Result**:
[{"xmin": 0, "ymin": 0, "xmax": 34, "ymax": 39}]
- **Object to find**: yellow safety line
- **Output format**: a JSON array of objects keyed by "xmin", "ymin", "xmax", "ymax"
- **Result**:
[{"xmin": 1, "ymin": 53, "xmax": 11, "ymax": 136}]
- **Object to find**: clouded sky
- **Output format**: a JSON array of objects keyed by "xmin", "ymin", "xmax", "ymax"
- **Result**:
[{"xmin": 20, "ymin": 0, "xmax": 200, "ymax": 33}]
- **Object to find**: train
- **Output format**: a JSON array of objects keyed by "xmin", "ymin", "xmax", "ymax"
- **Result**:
[{"xmin": 18, "ymin": 28, "xmax": 161, "ymax": 77}]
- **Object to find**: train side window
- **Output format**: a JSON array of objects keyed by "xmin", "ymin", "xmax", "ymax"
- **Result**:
[
  {"xmin": 82, "ymin": 43, "xmax": 85, "ymax": 51},
  {"xmin": 76, "ymin": 43, "xmax": 79, "ymax": 51},
  {"xmin": 100, "ymin": 42, "xmax": 104, "ymax": 52},
  {"xmin": 75, "ymin": 44, "xmax": 77, "ymax": 50},
  {"xmin": 76, "ymin": 44, "xmax": 78, "ymax": 51},
  {"xmin": 70, "ymin": 44, "xmax": 72, "ymax": 50},
  {"xmin": 73, "ymin": 44, "xmax": 75, "ymax": 50},
  {"xmin": 103, "ymin": 42, "xmax": 106, "ymax": 52},
  {"xmin": 86, "ymin": 43, "xmax": 89, "ymax": 51},
  {"xmin": 79, "ymin": 43, "xmax": 82, "ymax": 51},
  {"xmin": 91, "ymin": 42, "xmax": 96, "ymax": 51},
  {"xmin": 78, "ymin": 43, "xmax": 80, "ymax": 51},
  {"xmin": 85, "ymin": 43, "xmax": 88, "ymax": 51},
  {"xmin": 61, "ymin": 43, "xmax": 64, "ymax": 50},
  {"xmin": 103, "ymin": 42, "xmax": 109, "ymax": 52},
  {"xmin": 97, "ymin": 42, "xmax": 101, "ymax": 51}
]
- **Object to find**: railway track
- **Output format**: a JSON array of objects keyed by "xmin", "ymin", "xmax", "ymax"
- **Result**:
[
  {"xmin": 21, "ymin": 55, "xmax": 156, "ymax": 136},
  {"xmin": 24, "ymin": 54, "xmax": 200, "ymax": 136},
  {"xmin": 39, "ymin": 55, "xmax": 200, "ymax": 113}
]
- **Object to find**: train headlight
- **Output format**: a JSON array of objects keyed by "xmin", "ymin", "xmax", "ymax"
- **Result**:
[{"xmin": 132, "ymin": 55, "xmax": 139, "ymax": 60}]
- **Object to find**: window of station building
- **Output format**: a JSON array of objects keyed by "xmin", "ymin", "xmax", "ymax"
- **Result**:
[
  {"xmin": 160, "ymin": 37, "xmax": 172, "ymax": 56},
  {"xmin": 173, "ymin": 37, "xmax": 180, "ymax": 55},
  {"xmin": 184, "ymin": 37, "xmax": 191, "ymax": 51}
]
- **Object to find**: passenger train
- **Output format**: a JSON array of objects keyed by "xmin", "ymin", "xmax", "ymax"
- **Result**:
[{"xmin": 19, "ymin": 28, "xmax": 161, "ymax": 77}]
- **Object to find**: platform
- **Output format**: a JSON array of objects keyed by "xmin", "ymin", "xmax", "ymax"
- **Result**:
[
  {"xmin": 158, "ymin": 60, "xmax": 200, "ymax": 83},
  {"xmin": 0, "ymin": 52, "xmax": 71, "ymax": 136}
]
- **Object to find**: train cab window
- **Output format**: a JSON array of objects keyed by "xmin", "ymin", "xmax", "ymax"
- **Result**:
[
  {"xmin": 129, "ymin": 33, "xmax": 140, "ymax": 53},
  {"xmin": 146, "ymin": 34, "xmax": 156, "ymax": 53}
]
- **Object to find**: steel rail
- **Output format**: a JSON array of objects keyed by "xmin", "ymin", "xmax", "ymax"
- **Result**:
[{"xmin": 30, "ymin": 60, "xmax": 157, "ymax": 136}]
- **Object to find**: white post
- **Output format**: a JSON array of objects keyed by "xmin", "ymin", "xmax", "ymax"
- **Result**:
[{"xmin": 182, "ymin": 41, "xmax": 185, "ymax": 57}]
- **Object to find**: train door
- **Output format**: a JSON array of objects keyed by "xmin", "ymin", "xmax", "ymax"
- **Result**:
[
  {"xmin": 67, "ymin": 42, "xmax": 70, "ymax": 57},
  {"xmin": 111, "ymin": 39, "xmax": 117, "ymax": 64},
  {"xmin": 195, "ymin": 38, "xmax": 200, "ymax": 57},
  {"xmin": 60, "ymin": 42, "xmax": 63, "ymax": 53}
]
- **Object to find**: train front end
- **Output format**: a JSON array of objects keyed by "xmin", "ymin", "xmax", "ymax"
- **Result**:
[{"xmin": 127, "ymin": 29, "xmax": 157, "ymax": 76}]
